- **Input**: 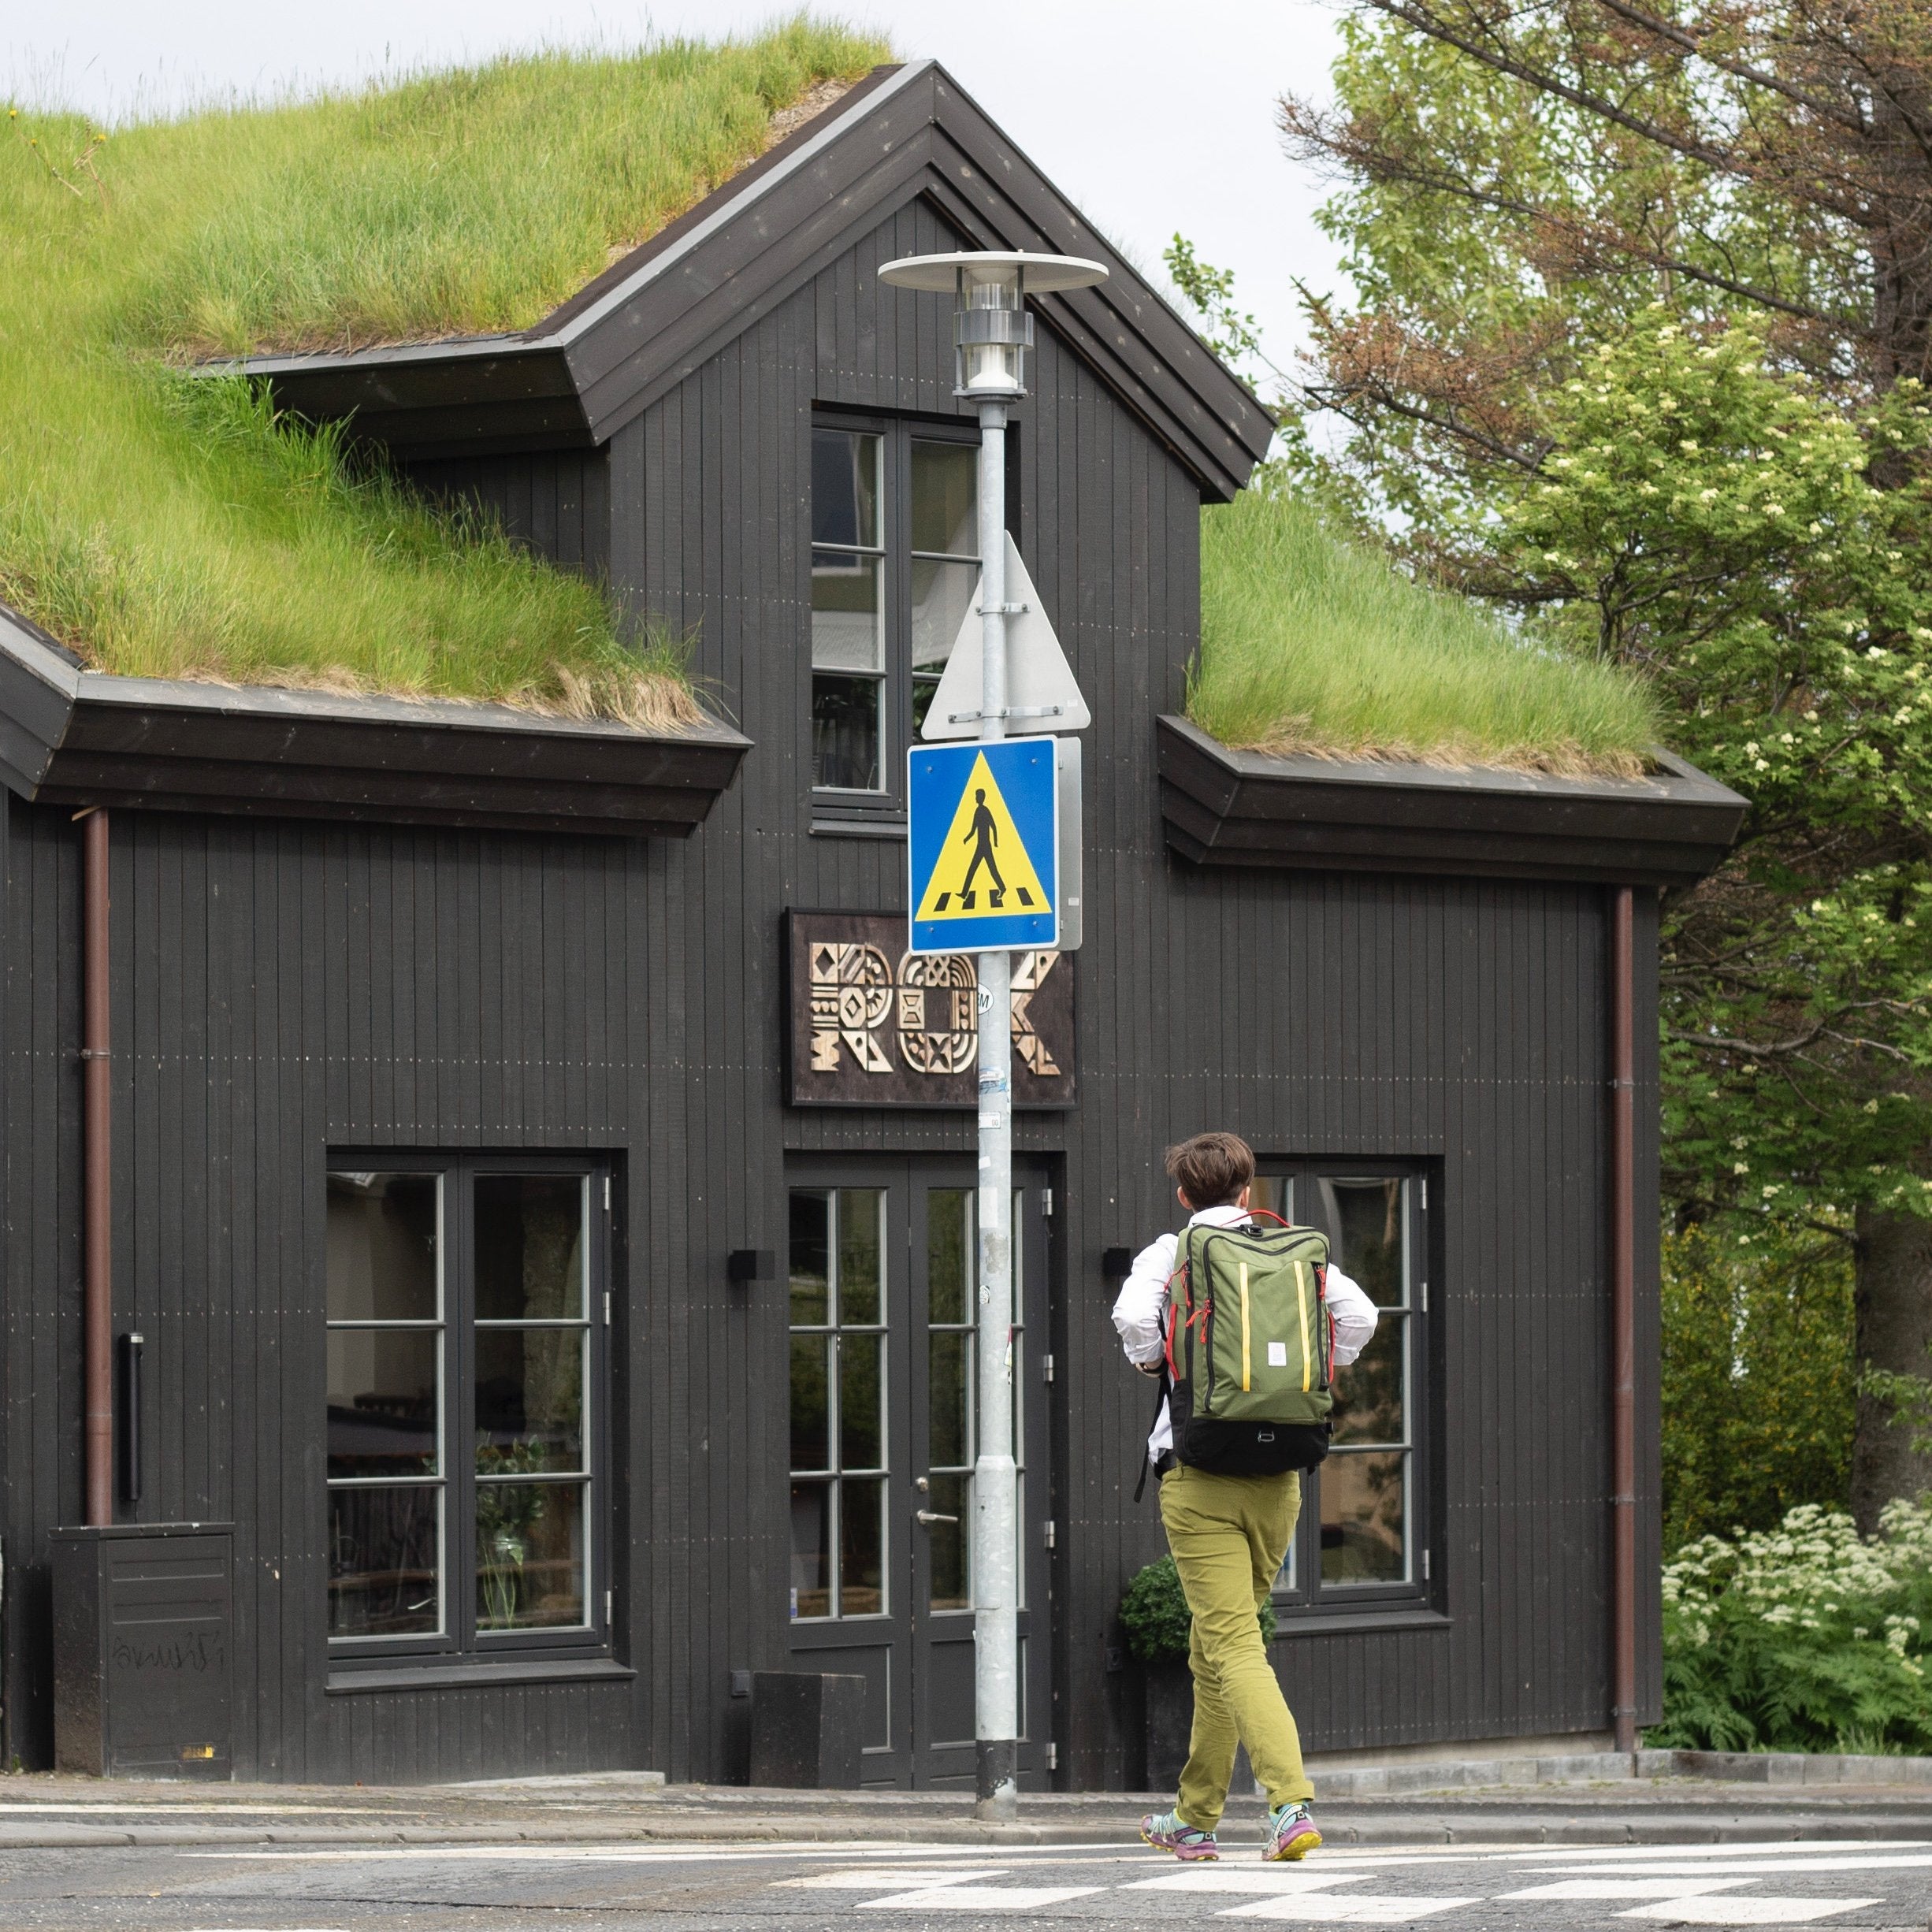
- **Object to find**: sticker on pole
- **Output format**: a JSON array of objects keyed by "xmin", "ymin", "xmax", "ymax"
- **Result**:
[{"xmin": 908, "ymin": 738, "xmax": 1058, "ymax": 954}]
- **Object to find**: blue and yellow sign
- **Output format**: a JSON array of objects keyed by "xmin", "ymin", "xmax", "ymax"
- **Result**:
[{"xmin": 908, "ymin": 738, "xmax": 1059, "ymax": 953}]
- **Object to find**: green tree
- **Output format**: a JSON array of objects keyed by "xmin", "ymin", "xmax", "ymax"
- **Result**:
[
  {"xmin": 1662, "ymin": 1227, "xmax": 1854, "ymax": 1551},
  {"xmin": 1275, "ymin": 0, "xmax": 1932, "ymax": 1525}
]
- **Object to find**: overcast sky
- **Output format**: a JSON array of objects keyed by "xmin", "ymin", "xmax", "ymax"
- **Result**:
[{"xmin": 3, "ymin": 2, "xmax": 1347, "ymax": 370}]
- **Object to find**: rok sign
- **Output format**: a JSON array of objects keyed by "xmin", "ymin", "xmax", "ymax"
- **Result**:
[{"xmin": 785, "ymin": 912, "xmax": 1075, "ymax": 1107}]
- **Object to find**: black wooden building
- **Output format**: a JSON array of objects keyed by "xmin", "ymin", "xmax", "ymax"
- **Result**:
[{"xmin": 0, "ymin": 61, "xmax": 1745, "ymax": 1787}]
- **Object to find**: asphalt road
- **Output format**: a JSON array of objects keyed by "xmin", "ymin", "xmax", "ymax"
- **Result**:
[{"xmin": 4, "ymin": 1834, "xmax": 1932, "ymax": 1932}]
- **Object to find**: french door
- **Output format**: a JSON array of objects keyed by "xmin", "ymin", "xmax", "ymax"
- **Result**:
[{"xmin": 785, "ymin": 1160, "xmax": 1053, "ymax": 1788}]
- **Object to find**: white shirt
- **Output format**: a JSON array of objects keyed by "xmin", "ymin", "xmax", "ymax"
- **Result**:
[{"xmin": 1111, "ymin": 1204, "xmax": 1380, "ymax": 1463}]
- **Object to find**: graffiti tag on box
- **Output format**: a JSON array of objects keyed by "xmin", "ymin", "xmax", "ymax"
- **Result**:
[{"xmin": 786, "ymin": 912, "xmax": 1074, "ymax": 1108}]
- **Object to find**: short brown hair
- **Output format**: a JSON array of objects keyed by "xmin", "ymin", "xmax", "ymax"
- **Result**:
[{"xmin": 1165, "ymin": 1131, "xmax": 1255, "ymax": 1209}]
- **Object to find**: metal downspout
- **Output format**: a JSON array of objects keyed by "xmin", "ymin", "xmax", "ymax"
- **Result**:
[
  {"xmin": 81, "ymin": 808, "xmax": 112, "ymax": 1528},
  {"xmin": 1610, "ymin": 885, "xmax": 1638, "ymax": 1756}
]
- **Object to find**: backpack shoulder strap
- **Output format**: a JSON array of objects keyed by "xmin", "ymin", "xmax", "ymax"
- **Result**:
[{"xmin": 1131, "ymin": 1367, "xmax": 1168, "ymax": 1505}]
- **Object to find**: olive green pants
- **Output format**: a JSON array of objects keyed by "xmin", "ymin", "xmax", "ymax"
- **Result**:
[{"xmin": 1158, "ymin": 1462, "xmax": 1313, "ymax": 1829}]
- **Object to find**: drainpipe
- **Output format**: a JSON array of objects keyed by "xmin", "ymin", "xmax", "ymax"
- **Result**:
[
  {"xmin": 1609, "ymin": 885, "xmax": 1637, "ymax": 1756},
  {"xmin": 80, "ymin": 808, "xmax": 112, "ymax": 1528}
]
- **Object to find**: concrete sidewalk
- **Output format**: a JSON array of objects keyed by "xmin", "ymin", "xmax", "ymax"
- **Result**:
[{"xmin": 2, "ymin": 1761, "xmax": 1932, "ymax": 1851}]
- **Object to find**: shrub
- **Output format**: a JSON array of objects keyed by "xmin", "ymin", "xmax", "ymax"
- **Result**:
[
  {"xmin": 1652, "ymin": 1501, "xmax": 1932, "ymax": 1752},
  {"xmin": 1119, "ymin": 1555, "xmax": 1277, "ymax": 1665}
]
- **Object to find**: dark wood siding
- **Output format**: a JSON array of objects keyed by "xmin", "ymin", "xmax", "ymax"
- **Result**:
[
  {"xmin": 0, "ymin": 188, "xmax": 1658, "ymax": 1784},
  {"xmin": 403, "ymin": 448, "xmax": 611, "ymax": 582}
]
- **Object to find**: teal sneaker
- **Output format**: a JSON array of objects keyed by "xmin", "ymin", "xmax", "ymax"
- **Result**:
[
  {"xmin": 1263, "ymin": 1801, "xmax": 1322, "ymax": 1861},
  {"xmin": 1140, "ymin": 1808, "xmax": 1221, "ymax": 1860}
]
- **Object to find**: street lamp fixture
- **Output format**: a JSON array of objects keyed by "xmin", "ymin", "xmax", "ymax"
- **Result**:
[
  {"xmin": 876, "ymin": 247, "xmax": 1105, "ymax": 1823},
  {"xmin": 877, "ymin": 250, "xmax": 1107, "ymax": 397}
]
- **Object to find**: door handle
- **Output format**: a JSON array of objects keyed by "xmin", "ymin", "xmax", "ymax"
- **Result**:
[{"xmin": 916, "ymin": 1510, "xmax": 960, "ymax": 1525}]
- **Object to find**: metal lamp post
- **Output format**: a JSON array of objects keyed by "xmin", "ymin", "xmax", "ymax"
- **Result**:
[{"xmin": 878, "ymin": 247, "xmax": 1105, "ymax": 1816}]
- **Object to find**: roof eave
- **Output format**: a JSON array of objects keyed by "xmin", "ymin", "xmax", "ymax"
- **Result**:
[
  {"xmin": 1156, "ymin": 714, "xmax": 1748, "ymax": 886},
  {"xmin": 226, "ymin": 61, "xmax": 1272, "ymax": 495},
  {"xmin": 0, "ymin": 605, "xmax": 750, "ymax": 838}
]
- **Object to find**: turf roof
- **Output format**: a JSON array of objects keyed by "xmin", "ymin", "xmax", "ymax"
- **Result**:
[
  {"xmin": 1, "ymin": 26, "xmax": 1659, "ymax": 775},
  {"xmin": 1189, "ymin": 486, "xmax": 1659, "ymax": 778},
  {"xmin": 0, "ymin": 23, "xmax": 886, "ymax": 725}
]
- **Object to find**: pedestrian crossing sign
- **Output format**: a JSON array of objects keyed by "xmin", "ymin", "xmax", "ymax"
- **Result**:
[{"xmin": 908, "ymin": 738, "xmax": 1058, "ymax": 953}]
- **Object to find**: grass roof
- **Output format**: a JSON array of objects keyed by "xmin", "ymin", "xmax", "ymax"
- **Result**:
[
  {"xmin": 1191, "ymin": 486, "xmax": 1659, "ymax": 778},
  {"xmin": 0, "ymin": 22, "xmax": 886, "ymax": 724},
  {"xmin": 5, "ymin": 30, "xmax": 1659, "ymax": 771}
]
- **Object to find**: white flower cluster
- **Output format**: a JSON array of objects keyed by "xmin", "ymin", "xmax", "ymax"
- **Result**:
[{"xmin": 1662, "ymin": 1502, "xmax": 1932, "ymax": 1666}]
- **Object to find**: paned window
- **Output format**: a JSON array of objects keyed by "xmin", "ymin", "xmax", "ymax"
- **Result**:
[
  {"xmin": 920, "ymin": 1188, "xmax": 1029, "ymax": 1615},
  {"xmin": 788, "ymin": 1187, "xmax": 889, "ymax": 1618},
  {"xmin": 325, "ymin": 1158, "xmax": 609, "ymax": 1660},
  {"xmin": 810, "ymin": 415, "xmax": 983, "ymax": 812},
  {"xmin": 1251, "ymin": 1166, "xmax": 1430, "ymax": 1614},
  {"xmin": 786, "ymin": 1181, "xmax": 1031, "ymax": 1624}
]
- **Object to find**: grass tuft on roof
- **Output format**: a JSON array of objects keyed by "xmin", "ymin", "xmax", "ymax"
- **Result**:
[
  {"xmin": 1191, "ymin": 485, "xmax": 1660, "ymax": 778},
  {"xmin": 0, "ymin": 20, "xmax": 886, "ymax": 720}
]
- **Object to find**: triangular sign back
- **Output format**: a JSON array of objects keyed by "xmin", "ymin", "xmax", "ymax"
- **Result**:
[{"xmin": 920, "ymin": 534, "xmax": 1090, "ymax": 739}]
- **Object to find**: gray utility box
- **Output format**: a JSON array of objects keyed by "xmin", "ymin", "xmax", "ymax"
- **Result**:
[
  {"xmin": 749, "ymin": 1670, "xmax": 865, "ymax": 1788},
  {"xmin": 51, "ymin": 1523, "xmax": 234, "ymax": 1779}
]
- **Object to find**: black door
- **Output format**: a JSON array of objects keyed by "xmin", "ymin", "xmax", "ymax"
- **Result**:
[{"xmin": 785, "ymin": 1161, "xmax": 1053, "ymax": 1788}]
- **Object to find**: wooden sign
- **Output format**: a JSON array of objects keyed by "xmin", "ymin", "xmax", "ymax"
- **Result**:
[{"xmin": 786, "ymin": 912, "xmax": 1075, "ymax": 1109}]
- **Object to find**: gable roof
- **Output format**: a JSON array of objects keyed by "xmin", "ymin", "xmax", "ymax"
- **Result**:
[{"xmin": 243, "ymin": 61, "xmax": 1275, "ymax": 502}]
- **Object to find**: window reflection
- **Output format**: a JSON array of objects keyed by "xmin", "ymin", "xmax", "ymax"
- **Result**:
[
  {"xmin": 1321, "ymin": 1451, "xmax": 1407, "ymax": 1585},
  {"xmin": 788, "ymin": 1187, "xmax": 890, "ymax": 1620},
  {"xmin": 811, "ymin": 428, "xmax": 886, "ymax": 792},
  {"xmin": 1258, "ymin": 1169, "xmax": 1419, "ymax": 1603},
  {"xmin": 325, "ymin": 1171, "xmax": 445, "ymax": 1640}
]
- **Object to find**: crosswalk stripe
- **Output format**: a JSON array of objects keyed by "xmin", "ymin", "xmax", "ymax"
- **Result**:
[
  {"xmin": 1218, "ymin": 1896, "xmax": 1483, "ymax": 1923},
  {"xmin": 858, "ymin": 1884, "xmax": 1105, "ymax": 1910},
  {"xmin": 782, "ymin": 1867, "xmax": 1008, "ymax": 1889},
  {"xmin": 1503, "ymin": 1880, "xmax": 1763, "ymax": 1900},
  {"xmin": 1617, "ymin": 1900, "xmax": 1882, "ymax": 1925}
]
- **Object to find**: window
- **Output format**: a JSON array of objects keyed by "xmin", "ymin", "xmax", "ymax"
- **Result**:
[
  {"xmin": 785, "ymin": 1180, "xmax": 1031, "ymax": 1625},
  {"xmin": 788, "ymin": 1187, "xmax": 888, "ymax": 1618},
  {"xmin": 1251, "ymin": 1166, "xmax": 1430, "ymax": 1614},
  {"xmin": 325, "ymin": 1157, "xmax": 608, "ymax": 1659},
  {"xmin": 810, "ymin": 416, "xmax": 983, "ymax": 810}
]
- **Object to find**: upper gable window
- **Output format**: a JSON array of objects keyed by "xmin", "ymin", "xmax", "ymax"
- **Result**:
[{"xmin": 811, "ymin": 415, "xmax": 983, "ymax": 812}]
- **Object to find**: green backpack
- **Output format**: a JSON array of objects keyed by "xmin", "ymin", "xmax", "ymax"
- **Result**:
[{"xmin": 1163, "ymin": 1215, "xmax": 1334, "ymax": 1477}]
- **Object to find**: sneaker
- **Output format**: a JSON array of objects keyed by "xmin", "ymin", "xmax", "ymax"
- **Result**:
[
  {"xmin": 1140, "ymin": 1808, "xmax": 1221, "ymax": 1861},
  {"xmin": 1263, "ymin": 1801, "xmax": 1322, "ymax": 1861}
]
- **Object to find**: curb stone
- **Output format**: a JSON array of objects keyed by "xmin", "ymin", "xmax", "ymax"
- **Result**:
[{"xmin": 2, "ymin": 1811, "xmax": 1932, "ymax": 1852}]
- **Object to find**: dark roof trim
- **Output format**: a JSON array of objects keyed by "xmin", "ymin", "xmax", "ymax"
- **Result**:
[
  {"xmin": 1157, "ymin": 714, "xmax": 1748, "ymax": 886},
  {"xmin": 238, "ymin": 62, "xmax": 1273, "ymax": 499},
  {"xmin": 0, "ymin": 607, "xmax": 749, "ymax": 838}
]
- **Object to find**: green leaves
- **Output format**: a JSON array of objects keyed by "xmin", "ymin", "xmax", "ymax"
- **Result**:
[
  {"xmin": 1663, "ymin": 1228, "xmax": 1854, "ymax": 1553},
  {"xmin": 1470, "ymin": 310, "xmax": 1932, "ymax": 1231},
  {"xmin": 1651, "ymin": 1502, "xmax": 1932, "ymax": 1752}
]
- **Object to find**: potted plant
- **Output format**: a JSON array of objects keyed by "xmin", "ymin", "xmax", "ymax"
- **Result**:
[{"xmin": 1119, "ymin": 1555, "xmax": 1276, "ymax": 1792}]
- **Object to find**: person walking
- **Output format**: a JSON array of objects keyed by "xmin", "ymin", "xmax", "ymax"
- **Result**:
[
  {"xmin": 1113, "ymin": 1131, "xmax": 1378, "ymax": 1863},
  {"xmin": 959, "ymin": 787, "xmax": 1005, "ymax": 906}
]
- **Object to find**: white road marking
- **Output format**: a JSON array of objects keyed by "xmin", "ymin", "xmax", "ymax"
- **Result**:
[
  {"xmin": 782, "ymin": 1867, "xmax": 1008, "ymax": 1889},
  {"xmin": 1127, "ymin": 1870, "xmax": 1371, "ymax": 1893},
  {"xmin": 1217, "ymin": 1896, "xmax": 1483, "ymax": 1923},
  {"xmin": 1540, "ymin": 1858, "xmax": 1932, "ymax": 1877},
  {"xmin": 858, "ymin": 1884, "xmax": 1105, "ymax": 1910},
  {"xmin": 1617, "ymin": 1900, "xmax": 1882, "ymax": 1925},
  {"xmin": 1509, "ymin": 1841, "xmax": 1930, "ymax": 1863},
  {"xmin": 1503, "ymin": 1880, "xmax": 1764, "ymax": 1900}
]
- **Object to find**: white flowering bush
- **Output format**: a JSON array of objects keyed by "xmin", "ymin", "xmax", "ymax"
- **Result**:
[{"xmin": 1653, "ymin": 1501, "xmax": 1932, "ymax": 1752}]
